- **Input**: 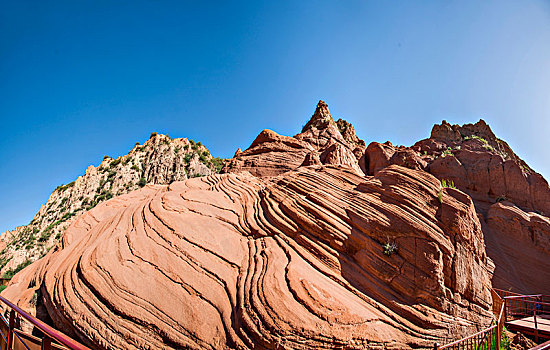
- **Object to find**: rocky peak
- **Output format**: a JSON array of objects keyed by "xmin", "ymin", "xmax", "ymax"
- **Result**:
[
  {"xmin": 429, "ymin": 119, "xmax": 526, "ymax": 166},
  {"xmin": 336, "ymin": 118, "xmax": 365, "ymax": 146},
  {"xmin": 301, "ymin": 100, "xmax": 335, "ymax": 132},
  {"xmin": 225, "ymin": 101, "xmax": 366, "ymax": 177},
  {"xmin": 430, "ymin": 120, "xmax": 463, "ymax": 142},
  {"xmin": 431, "ymin": 119, "xmax": 497, "ymax": 143}
]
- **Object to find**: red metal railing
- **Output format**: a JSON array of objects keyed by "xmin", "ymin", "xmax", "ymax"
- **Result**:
[
  {"xmin": 0, "ymin": 295, "xmax": 90, "ymax": 350},
  {"xmin": 437, "ymin": 289, "xmax": 505, "ymax": 350},
  {"xmin": 496, "ymin": 290, "xmax": 550, "ymax": 343},
  {"xmin": 531, "ymin": 339, "xmax": 550, "ymax": 350}
]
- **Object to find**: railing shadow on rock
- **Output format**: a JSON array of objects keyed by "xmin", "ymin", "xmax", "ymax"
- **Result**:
[{"xmin": 0, "ymin": 295, "xmax": 90, "ymax": 350}]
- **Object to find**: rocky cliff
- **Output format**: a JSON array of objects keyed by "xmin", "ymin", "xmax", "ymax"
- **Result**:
[
  {"xmin": 0, "ymin": 133, "xmax": 224, "ymax": 278},
  {"xmin": 2, "ymin": 101, "xmax": 549, "ymax": 349},
  {"xmin": 365, "ymin": 119, "xmax": 550, "ymax": 294}
]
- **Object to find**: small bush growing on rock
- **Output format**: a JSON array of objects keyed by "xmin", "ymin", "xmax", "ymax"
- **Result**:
[
  {"xmin": 441, "ymin": 179, "xmax": 456, "ymax": 189},
  {"xmin": 110, "ymin": 158, "xmax": 121, "ymax": 167},
  {"xmin": 383, "ymin": 241, "xmax": 398, "ymax": 256},
  {"xmin": 96, "ymin": 191, "xmax": 113, "ymax": 203},
  {"xmin": 38, "ymin": 231, "xmax": 51, "ymax": 242},
  {"xmin": 131, "ymin": 165, "xmax": 139, "ymax": 171},
  {"xmin": 138, "ymin": 178, "xmax": 147, "ymax": 187},
  {"xmin": 210, "ymin": 157, "xmax": 225, "ymax": 173},
  {"xmin": 150, "ymin": 132, "xmax": 158, "ymax": 139},
  {"xmin": 442, "ymin": 148, "xmax": 453, "ymax": 157},
  {"xmin": 519, "ymin": 163, "xmax": 530, "ymax": 173},
  {"xmin": 61, "ymin": 211, "xmax": 75, "ymax": 221},
  {"xmin": 55, "ymin": 181, "xmax": 75, "ymax": 192},
  {"xmin": 39, "ymin": 247, "xmax": 52, "ymax": 259},
  {"xmin": 30, "ymin": 292, "xmax": 38, "ymax": 306},
  {"xmin": 0, "ymin": 257, "xmax": 11, "ymax": 271},
  {"xmin": 463, "ymin": 135, "xmax": 489, "ymax": 144}
]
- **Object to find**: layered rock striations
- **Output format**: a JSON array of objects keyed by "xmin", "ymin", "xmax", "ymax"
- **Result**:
[
  {"xmin": 2, "ymin": 101, "xmax": 549, "ymax": 349},
  {"xmin": 0, "ymin": 133, "xmax": 224, "ymax": 277},
  {"xmin": 364, "ymin": 119, "xmax": 550, "ymax": 294},
  {"xmin": 5, "ymin": 165, "xmax": 493, "ymax": 349}
]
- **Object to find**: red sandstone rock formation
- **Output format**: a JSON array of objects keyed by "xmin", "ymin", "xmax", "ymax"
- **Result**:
[
  {"xmin": 365, "ymin": 119, "xmax": 550, "ymax": 295},
  {"xmin": 224, "ymin": 101, "xmax": 364, "ymax": 176},
  {"xmin": 5, "ymin": 165, "xmax": 493, "ymax": 349},
  {"xmin": 2, "ymin": 101, "xmax": 548, "ymax": 349}
]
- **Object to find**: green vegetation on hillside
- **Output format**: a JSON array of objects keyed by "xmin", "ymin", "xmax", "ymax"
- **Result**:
[
  {"xmin": 1, "ymin": 133, "xmax": 224, "ymax": 281},
  {"xmin": 55, "ymin": 181, "xmax": 75, "ymax": 192},
  {"xmin": 3, "ymin": 259, "xmax": 32, "ymax": 279}
]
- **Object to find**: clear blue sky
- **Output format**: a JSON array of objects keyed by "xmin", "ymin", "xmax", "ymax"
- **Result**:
[{"xmin": 1, "ymin": 1, "xmax": 550, "ymax": 233}]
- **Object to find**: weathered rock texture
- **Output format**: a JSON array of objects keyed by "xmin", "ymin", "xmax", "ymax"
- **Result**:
[
  {"xmin": 365, "ymin": 119, "xmax": 550, "ymax": 294},
  {"xmin": 224, "ymin": 101, "xmax": 365, "ymax": 177},
  {"xmin": 4, "ymin": 165, "xmax": 494, "ymax": 349},
  {"xmin": 0, "ymin": 134, "xmax": 224, "ymax": 277},
  {"xmin": 2, "ymin": 101, "xmax": 549, "ymax": 349}
]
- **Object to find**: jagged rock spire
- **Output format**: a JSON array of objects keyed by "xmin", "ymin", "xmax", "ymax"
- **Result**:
[{"xmin": 301, "ymin": 100, "xmax": 335, "ymax": 132}]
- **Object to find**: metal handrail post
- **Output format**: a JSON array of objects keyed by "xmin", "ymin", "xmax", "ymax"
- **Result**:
[
  {"xmin": 497, "ymin": 318, "xmax": 501, "ymax": 350},
  {"xmin": 534, "ymin": 308, "xmax": 539, "ymax": 343},
  {"xmin": 504, "ymin": 298, "xmax": 507, "ymax": 322},
  {"xmin": 6, "ymin": 310, "xmax": 14, "ymax": 350},
  {"xmin": 41, "ymin": 336, "xmax": 51, "ymax": 350}
]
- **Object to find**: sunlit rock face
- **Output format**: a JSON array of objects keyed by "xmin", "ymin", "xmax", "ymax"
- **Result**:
[
  {"xmin": 6, "ymin": 165, "xmax": 493, "ymax": 349},
  {"xmin": 365, "ymin": 119, "xmax": 550, "ymax": 295},
  {"xmin": 224, "ymin": 100, "xmax": 365, "ymax": 177},
  {"xmin": 5, "ymin": 101, "xmax": 549, "ymax": 349}
]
